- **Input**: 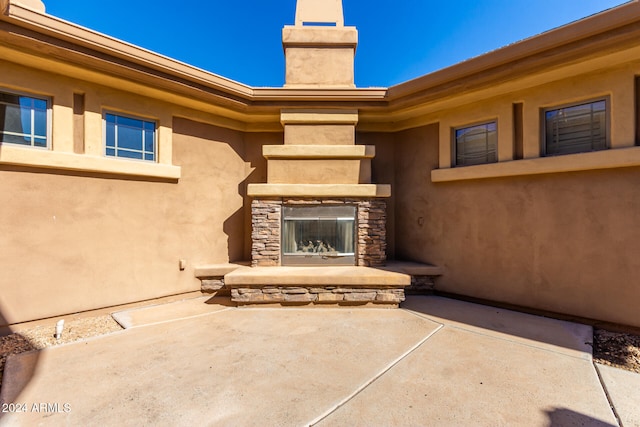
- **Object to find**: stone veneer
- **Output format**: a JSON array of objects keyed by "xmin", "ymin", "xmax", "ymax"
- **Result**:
[
  {"xmin": 199, "ymin": 273, "xmax": 438, "ymax": 297},
  {"xmin": 251, "ymin": 198, "xmax": 386, "ymax": 267},
  {"xmin": 231, "ymin": 286, "xmax": 404, "ymax": 305}
]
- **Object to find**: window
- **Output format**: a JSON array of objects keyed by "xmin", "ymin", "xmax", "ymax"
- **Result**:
[
  {"xmin": 0, "ymin": 90, "xmax": 49, "ymax": 148},
  {"xmin": 454, "ymin": 122, "xmax": 497, "ymax": 167},
  {"xmin": 544, "ymin": 99, "xmax": 608, "ymax": 156},
  {"xmin": 104, "ymin": 112, "xmax": 156, "ymax": 161}
]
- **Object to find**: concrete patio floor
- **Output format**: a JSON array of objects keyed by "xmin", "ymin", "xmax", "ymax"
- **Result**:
[{"xmin": 1, "ymin": 296, "xmax": 638, "ymax": 426}]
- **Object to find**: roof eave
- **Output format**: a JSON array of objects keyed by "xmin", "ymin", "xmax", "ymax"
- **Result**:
[
  {"xmin": 0, "ymin": 1, "xmax": 255, "ymax": 99},
  {"xmin": 387, "ymin": 1, "xmax": 640, "ymax": 102}
]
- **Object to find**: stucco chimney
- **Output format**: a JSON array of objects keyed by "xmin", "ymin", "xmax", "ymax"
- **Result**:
[
  {"xmin": 295, "ymin": 0, "xmax": 344, "ymax": 27},
  {"xmin": 283, "ymin": 0, "xmax": 357, "ymax": 88}
]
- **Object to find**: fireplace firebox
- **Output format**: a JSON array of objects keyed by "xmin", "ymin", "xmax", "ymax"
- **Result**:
[
  {"xmin": 251, "ymin": 198, "xmax": 387, "ymax": 268},
  {"xmin": 282, "ymin": 205, "xmax": 356, "ymax": 266}
]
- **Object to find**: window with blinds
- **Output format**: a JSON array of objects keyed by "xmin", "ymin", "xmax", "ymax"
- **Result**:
[
  {"xmin": 454, "ymin": 121, "xmax": 498, "ymax": 167},
  {"xmin": 544, "ymin": 99, "xmax": 608, "ymax": 156}
]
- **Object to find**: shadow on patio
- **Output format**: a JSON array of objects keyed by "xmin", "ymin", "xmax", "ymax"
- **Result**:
[{"xmin": 400, "ymin": 295, "xmax": 593, "ymax": 355}]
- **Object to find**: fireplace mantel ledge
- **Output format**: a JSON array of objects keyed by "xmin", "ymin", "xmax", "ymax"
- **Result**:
[
  {"xmin": 247, "ymin": 183, "xmax": 391, "ymax": 197},
  {"xmin": 263, "ymin": 145, "xmax": 375, "ymax": 159}
]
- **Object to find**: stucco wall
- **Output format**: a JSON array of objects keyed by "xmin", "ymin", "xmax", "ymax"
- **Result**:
[
  {"xmin": 0, "ymin": 63, "xmax": 272, "ymax": 325},
  {"xmin": 392, "ymin": 97, "xmax": 640, "ymax": 328}
]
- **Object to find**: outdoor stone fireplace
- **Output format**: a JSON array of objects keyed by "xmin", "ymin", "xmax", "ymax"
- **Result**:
[
  {"xmin": 246, "ymin": 0, "xmax": 391, "ymax": 272},
  {"xmin": 217, "ymin": 0, "xmax": 410, "ymax": 307},
  {"xmin": 196, "ymin": 0, "xmax": 440, "ymax": 307},
  {"xmin": 251, "ymin": 198, "xmax": 386, "ymax": 267}
]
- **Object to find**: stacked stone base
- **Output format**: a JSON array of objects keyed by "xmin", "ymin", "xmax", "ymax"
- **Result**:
[
  {"xmin": 230, "ymin": 286, "xmax": 405, "ymax": 305},
  {"xmin": 406, "ymin": 275, "xmax": 437, "ymax": 294},
  {"xmin": 200, "ymin": 277, "xmax": 225, "ymax": 294},
  {"xmin": 195, "ymin": 262, "xmax": 441, "ymax": 306},
  {"xmin": 198, "ymin": 273, "xmax": 437, "ymax": 301}
]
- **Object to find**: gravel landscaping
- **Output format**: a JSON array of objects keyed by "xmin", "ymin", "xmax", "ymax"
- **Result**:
[
  {"xmin": 593, "ymin": 329, "xmax": 640, "ymax": 373},
  {"xmin": 0, "ymin": 315, "xmax": 122, "ymax": 389}
]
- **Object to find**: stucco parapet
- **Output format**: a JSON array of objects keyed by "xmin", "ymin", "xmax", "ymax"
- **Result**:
[
  {"xmin": 282, "ymin": 26, "xmax": 358, "ymax": 47},
  {"xmin": 431, "ymin": 146, "xmax": 640, "ymax": 183},
  {"xmin": 0, "ymin": 145, "xmax": 181, "ymax": 180},
  {"xmin": 263, "ymin": 145, "xmax": 374, "ymax": 159},
  {"xmin": 247, "ymin": 183, "xmax": 391, "ymax": 198},
  {"xmin": 281, "ymin": 109, "xmax": 358, "ymax": 125}
]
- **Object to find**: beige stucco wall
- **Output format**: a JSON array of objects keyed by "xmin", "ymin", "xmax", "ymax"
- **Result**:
[
  {"xmin": 284, "ymin": 125, "xmax": 355, "ymax": 145},
  {"xmin": 357, "ymin": 132, "xmax": 396, "ymax": 259},
  {"xmin": 284, "ymin": 47, "xmax": 355, "ymax": 87},
  {"xmin": 267, "ymin": 159, "xmax": 370, "ymax": 184},
  {"xmin": 390, "ymin": 63, "xmax": 640, "ymax": 327},
  {"xmin": 0, "ymin": 64, "xmax": 272, "ymax": 325},
  {"xmin": 282, "ymin": 26, "xmax": 357, "ymax": 88}
]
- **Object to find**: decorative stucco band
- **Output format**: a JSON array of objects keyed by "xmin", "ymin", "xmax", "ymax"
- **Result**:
[{"xmin": 251, "ymin": 198, "xmax": 386, "ymax": 267}]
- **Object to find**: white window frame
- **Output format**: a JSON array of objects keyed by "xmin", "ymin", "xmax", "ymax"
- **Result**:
[
  {"xmin": 0, "ymin": 88, "xmax": 51, "ymax": 150},
  {"xmin": 103, "ymin": 111, "xmax": 157, "ymax": 162}
]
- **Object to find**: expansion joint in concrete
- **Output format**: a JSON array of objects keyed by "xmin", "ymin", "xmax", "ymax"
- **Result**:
[
  {"xmin": 594, "ymin": 363, "xmax": 623, "ymax": 427},
  {"xmin": 306, "ymin": 324, "xmax": 445, "ymax": 426}
]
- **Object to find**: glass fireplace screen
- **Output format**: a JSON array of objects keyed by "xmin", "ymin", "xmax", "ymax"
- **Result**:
[{"xmin": 282, "ymin": 205, "xmax": 356, "ymax": 266}]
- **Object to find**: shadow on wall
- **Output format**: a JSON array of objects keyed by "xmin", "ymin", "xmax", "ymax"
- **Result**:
[
  {"xmin": 172, "ymin": 118, "xmax": 273, "ymax": 263},
  {"xmin": 224, "ymin": 142, "xmax": 265, "ymax": 263},
  {"xmin": 545, "ymin": 407, "xmax": 616, "ymax": 427},
  {"xmin": 236, "ymin": 134, "xmax": 274, "ymax": 262},
  {"xmin": 223, "ymin": 205, "xmax": 245, "ymax": 263}
]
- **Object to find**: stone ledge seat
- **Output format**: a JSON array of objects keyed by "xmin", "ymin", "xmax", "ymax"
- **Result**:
[
  {"xmin": 194, "ymin": 261, "xmax": 443, "ymax": 306},
  {"xmin": 225, "ymin": 266, "xmax": 410, "ymax": 306},
  {"xmin": 225, "ymin": 266, "xmax": 410, "ymax": 287}
]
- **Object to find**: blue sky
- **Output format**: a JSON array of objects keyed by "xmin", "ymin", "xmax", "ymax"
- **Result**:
[{"xmin": 45, "ymin": 0, "xmax": 628, "ymax": 88}]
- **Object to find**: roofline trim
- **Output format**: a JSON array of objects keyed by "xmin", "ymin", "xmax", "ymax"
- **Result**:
[
  {"xmin": 387, "ymin": 1, "xmax": 640, "ymax": 100},
  {"xmin": 0, "ymin": 1, "xmax": 255, "ymax": 97}
]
